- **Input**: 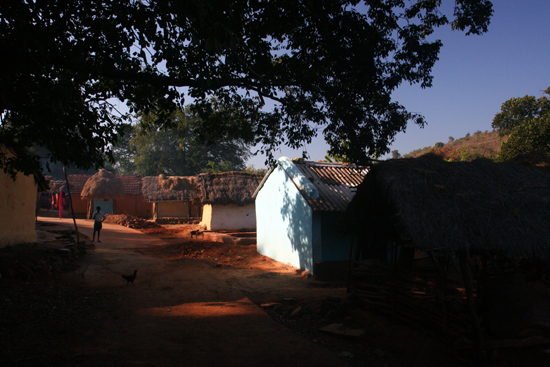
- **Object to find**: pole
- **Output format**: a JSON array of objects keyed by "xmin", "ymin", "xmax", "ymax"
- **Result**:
[
  {"xmin": 63, "ymin": 166, "xmax": 80, "ymax": 245},
  {"xmin": 458, "ymin": 250, "xmax": 483, "ymax": 365}
]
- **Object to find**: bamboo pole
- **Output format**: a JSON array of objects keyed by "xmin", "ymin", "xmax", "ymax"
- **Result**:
[{"xmin": 63, "ymin": 166, "xmax": 80, "ymax": 245}]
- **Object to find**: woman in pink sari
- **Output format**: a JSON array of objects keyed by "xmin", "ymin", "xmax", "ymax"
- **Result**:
[{"xmin": 58, "ymin": 191, "xmax": 66, "ymax": 219}]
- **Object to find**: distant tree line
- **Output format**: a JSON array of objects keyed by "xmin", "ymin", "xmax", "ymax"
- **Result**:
[{"xmin": 400, "ymin": 87, "xmax": 550, "ymax": 164}]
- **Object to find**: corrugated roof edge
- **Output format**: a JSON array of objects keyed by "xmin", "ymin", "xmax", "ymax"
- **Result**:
[{"xmin": 252, "ymin": 156, "xmax": 319, "ymax": 200}]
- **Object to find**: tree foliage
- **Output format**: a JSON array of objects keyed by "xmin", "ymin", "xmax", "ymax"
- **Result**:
[
  {"xmin": 112, "ymin": 109, "xmax": 249, "ymax": 176},
  {"xmin": 493, "ymin": 87, "xmax": 550, "ymax": 162},
  {"xmin": 1, "ymin": 0, "xmax": 493, "ymax": 175},
  {"xmin": 492, "ymin": 87, "xmax": 550, "ymax": 136},
  {"xmin": 499, "ymin": 113, "xmax": 550, "ymax": 162}
]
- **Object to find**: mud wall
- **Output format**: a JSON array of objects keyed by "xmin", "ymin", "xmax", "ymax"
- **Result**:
[{"xmin": 0, "ymin": 163, "xmax": 37, "ymax": 246}]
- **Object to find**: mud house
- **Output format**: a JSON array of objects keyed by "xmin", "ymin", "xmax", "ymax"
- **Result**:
[
  {"xmin": 115, "ymin": 175, "xmax": 151, "ymax": 217},
  {"xmin": 81, "ymin": 169, "xmax": 126, "ymax": 217},
  {"xmin": 343, "ymin": 155, "xmax": 550, "ymax": 340},
  {"xmin": 196, "ymin": 172, "xmax": 264, "ymax": 231},
  {"xmin": 141, "ymin": 175, "xmax": 199, "ymax": 222},
  {"xmin": 46, "ymin": 174, "xmax": 89, "ymax": 215},
  {"xmin": 254, "ymin": 157, "xmax": 367, "ymax": 280},
  {"xmin": 46, "ymin": 173, "xmax": 149, "ymax": 218}
]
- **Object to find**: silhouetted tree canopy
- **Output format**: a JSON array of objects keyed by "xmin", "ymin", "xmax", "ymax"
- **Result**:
[{"xmin": 1, "ymin": 0, "xmax": 493, "ymax": 176}]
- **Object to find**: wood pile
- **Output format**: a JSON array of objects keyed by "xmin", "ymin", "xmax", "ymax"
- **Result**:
[
  {"xmin": 154, "ymin": 217, "xmax": 201, "ymax": 225},
  {"xmin": 104, "ymin": 214, "xmax": 160, "ymax": 229},
  {"xmin": 350, "ymin": 261, "xmax": 471, "ymax": 338}
]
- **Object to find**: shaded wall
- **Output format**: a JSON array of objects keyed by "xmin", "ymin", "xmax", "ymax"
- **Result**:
[
  {"xmin": 319, "ymin": 212, "xmax": 350, "ymax": 262},
  {"xmin": 70, "ymin": 195, "xmax": 88, "ymax": 215},
  {"xmin": 311, "ymin": 212, "xmax": 352, "ymax": 281},
  {"xmin": 115, "ymin": 195, "xmax": 151, "ymax": 217},
  {"xmin": 0, "ymin": 166, "xmax": 37, "ymax": 246},
  {"xmin": 155, "ymin": 201, "xmax": 189, "ymax": 218},
  {"xmin": 256, "ymin": 164, "xmax": 314, "ymax": 272}
]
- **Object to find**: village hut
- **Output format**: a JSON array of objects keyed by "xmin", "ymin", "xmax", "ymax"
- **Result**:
[
  {"xmin": 196, "ymin": 171, "xmax": 264, "ymax": 231},
  {"xmin": 42, "ymin": 174, "xmax": 150, "ymax": 217},
  {"xmin": 254, "ymin": 157, "xmax": 367, "ymax": 280},
  {"xmin": 343, "ymin": 154, "xmax": 550, "ymax": 342},
  {"xmin": 81, "ymin": 169, "xmax": 125, "ymax": 217},
  {"xmin": 116, "ymin": 176, "xmax": 151, "ymax": 217},
  {"xmin": 141, "ymin": 175, "xmax": 198, "ymax": 222},
  {"xmin": 44, "ymin": 174, "xmax": 90, "ymax": 215}
]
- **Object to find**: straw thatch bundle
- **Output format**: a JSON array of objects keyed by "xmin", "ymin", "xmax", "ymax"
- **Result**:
[
  {"xmin": 196, "ymin": 172, "xmax": 264, "ymax": 206},
  {"xmin": 345, "ymin": 154, "xmax": 550, "ymax": 260},
  {"xmin": 158, "ymin": 174, "xmax": 195, "ymax": 191},
  {"xmin": 80, "ymin": 169, "xmax": 125, "ymax": 199},
  {"xmin": 141, "ymin": 175, "xmax": 197, "ymax": 202}
]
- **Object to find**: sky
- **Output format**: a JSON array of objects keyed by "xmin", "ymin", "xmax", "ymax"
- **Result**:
[{"xmin": 246, "ymin": 1, "xmax": 550, "ymax": 168}]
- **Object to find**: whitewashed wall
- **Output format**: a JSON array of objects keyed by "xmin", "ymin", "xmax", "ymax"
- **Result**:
[
  {"xmin": 255, "ymin": 164, "xmax": 314, "ymax": 272},
  {"xmin": 200, "ymin": 203, "xmax": 256, "ymax": 231}
]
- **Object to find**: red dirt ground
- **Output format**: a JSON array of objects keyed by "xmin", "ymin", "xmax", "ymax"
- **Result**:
[{"xmin": 1, "ymin": 219, "xmax": 547, "ymax": 366}]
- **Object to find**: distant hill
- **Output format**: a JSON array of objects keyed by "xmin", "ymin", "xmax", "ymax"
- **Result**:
[{"xmin": 403, "ymin": 130, "xmax": 507, "ymax": 161}]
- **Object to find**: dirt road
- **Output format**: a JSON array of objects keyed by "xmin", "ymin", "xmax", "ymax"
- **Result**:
[
  {"xmin": 2, "ymin": 216, "xmax": 485, "ymax": 367},
  {"xmin": 6, "ymin": 217, "xmax": 349, "ymax": 367}
]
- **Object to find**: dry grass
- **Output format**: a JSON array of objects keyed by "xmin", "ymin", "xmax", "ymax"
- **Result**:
[{"xmin": 404, "ymin": 130, "xmax": 507, "ymax": 160}]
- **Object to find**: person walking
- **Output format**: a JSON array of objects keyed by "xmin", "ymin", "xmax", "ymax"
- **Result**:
[{"xmin": 92, "ymin": 206, "xmax": 106, "ymax": 242}]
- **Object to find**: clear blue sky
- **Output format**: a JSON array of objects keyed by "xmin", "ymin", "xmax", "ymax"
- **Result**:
[{"xmin": 246, "ymin": 1, "xmax": 550, "ymax": 168}]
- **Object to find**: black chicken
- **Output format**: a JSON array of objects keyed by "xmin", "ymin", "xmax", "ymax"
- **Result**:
[{"xmin": 122, "ymin": 270, "xmax": 137, "ymax": 284}]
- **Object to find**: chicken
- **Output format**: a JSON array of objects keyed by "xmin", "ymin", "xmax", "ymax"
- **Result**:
[{"xmin": 122, "ymin": 270, "xmax": 137, "ymax": 284}]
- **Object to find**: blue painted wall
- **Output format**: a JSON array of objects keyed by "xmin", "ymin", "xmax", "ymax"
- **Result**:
[
  {"xmin": 256, "ymin": 163, "xmax": 315, "ymax": 272},
  {"xmin": 256, "ymin": 157, "xmax": 351, "ymax": 274},
  {"xmin": 319, "ymin": 211, "xmax": 351, "ymax": 262}
]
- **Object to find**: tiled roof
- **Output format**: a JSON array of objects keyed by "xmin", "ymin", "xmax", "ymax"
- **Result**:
[
  {"xmin": 294, "ymin": 160, "xmax": 368, "ymax": 212},
  {"xmin": 67, "ymin": 175, "xmax": 91, "ymax": 194},
  {"xmin": 254, "ymin": 158, "xmax": 369, "ymax": 212},
  {"xmin": 119, "ymin": 175, "xmax": 143, "ymax": 195},
  {"xmin": 54, "ymin": 174, "xmax": 142, "ymax": 195}
]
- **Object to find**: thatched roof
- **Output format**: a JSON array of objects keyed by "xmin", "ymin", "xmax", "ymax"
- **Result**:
[
  {"xmin": 141, "ymin": 175, "xmax": 197, "ymax": 202},
  {"xmin": 196, "ymin": 172, "xmax": 264, "ymax": 206},
  {"xmin": 158, "ymin": 174, "xmax": 195, "ymax": 191},
  {"xmin": 344, "ymin": 155, "xmax": 550, "ymax": 259},
  {"xmin": 80, "ymin": 169, "xmax": 125, "ymax": 199}
]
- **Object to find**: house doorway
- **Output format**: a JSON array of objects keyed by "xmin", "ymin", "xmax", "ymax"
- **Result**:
[{"xmin": 94, "ymin": 199, "xmax": 114, "ymax": 214}]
